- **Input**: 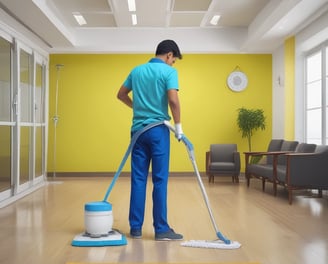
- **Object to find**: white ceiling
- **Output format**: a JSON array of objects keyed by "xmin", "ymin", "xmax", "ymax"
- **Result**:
[{"xmin": 0, "ymin": 0, "xmax": 327, "ymax": 53}]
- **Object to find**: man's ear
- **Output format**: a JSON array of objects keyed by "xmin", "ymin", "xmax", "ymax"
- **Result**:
[{"xmin": 167, "ymin": 51, "xmax": 173, "ymax": 58}]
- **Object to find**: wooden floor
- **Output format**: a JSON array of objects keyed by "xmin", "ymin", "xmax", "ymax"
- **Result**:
[{"xmin": 0, "ymin": 175, "xmax": 327, "ymax": 264}]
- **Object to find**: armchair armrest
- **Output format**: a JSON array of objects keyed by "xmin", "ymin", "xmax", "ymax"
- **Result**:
[
  {"xmin": 244, "ymin": 151, "xmax": 265, "ymax": 156},
  {"xmin": 244, "ymin": 151, "xmax": 293, "ymax": 156},
  {"xmin": 244, "ymin": 151, "xmax": 291, "ymax": 165},
  {"xmin": 285, "ymin": 152, "xmax": 316, "ymax": 156},
  {"xmin": 234, "ymin": 151, "xmax": 241, "ymax": 171}
]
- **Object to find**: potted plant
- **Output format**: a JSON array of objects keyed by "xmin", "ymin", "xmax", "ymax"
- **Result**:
[{"xmin": 237, "ymin": 107, "xmax": 266, "ymax": 152}]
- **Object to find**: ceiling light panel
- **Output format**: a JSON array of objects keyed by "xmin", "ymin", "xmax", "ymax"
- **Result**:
[
  {"xmin": 113, "ymin": 0, "xmax": 168, "ymax": 27},
  {"xmin": 210, "ymin": 15, "xmax": 221, "ymax": 25},
  {"xmin": 131, "ymin": 14, "xmax": 137, "ymax": 25},
  {"xmin": 73, "ymin": 12, "xmax": 87, "ymax": 25},
  {"xmin": 128, "ymin": 0, "xmax": 136, "ymax": 12}
]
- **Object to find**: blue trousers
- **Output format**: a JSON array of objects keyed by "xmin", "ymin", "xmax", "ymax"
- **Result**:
[{"xmin": 129, "ymin": 124, "xmax": 170, "ymax": 233}]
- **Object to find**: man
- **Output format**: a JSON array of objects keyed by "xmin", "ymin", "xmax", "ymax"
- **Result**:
[{"xmin": 117, "ymin": 39, "xmax": 184, "ymax": 241}]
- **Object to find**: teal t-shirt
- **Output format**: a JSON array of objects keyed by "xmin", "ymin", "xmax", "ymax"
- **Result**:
[{"xmin": 123, "ymin": 58, "xmax": 179, "ymax": 132}]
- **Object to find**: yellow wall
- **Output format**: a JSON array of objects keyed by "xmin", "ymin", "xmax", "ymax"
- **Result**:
[
  {"xmin": 48, "ymin": 53, "xmax": 272, "ymax": 173},
  {"xmin": 284, "ymin": 37, "xmax": 295, "ymax": 139}
]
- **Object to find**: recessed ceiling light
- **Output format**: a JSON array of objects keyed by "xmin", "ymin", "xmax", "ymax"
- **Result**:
[
  {"xmin": 72, "ymin": 12, "xmax": 87, "ymax": 26},
  {"xmin": 132, "ymin": 14, "xmax": 137, "ymax": 25},
  {"xmin": 128, "ymin": 0, "xmax": 136, "ymax": 12},
  {"xmin": 210, "ymin": 15, "xmax": 221, "ymax": 26}
]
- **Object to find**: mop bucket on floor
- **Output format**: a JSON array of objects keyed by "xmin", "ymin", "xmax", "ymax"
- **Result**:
[
  {"xmin": 72, "ymin": 200, "xmax": 126, "ymax": 247},
  {"xmin": 84, "ymin": 201, "xmax": 113, "ymax": 237}
]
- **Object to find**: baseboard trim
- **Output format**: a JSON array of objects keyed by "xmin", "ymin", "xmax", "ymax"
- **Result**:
[{"xmin": 47, "ymin": 171, "xmax": 207, "ymax": 178}]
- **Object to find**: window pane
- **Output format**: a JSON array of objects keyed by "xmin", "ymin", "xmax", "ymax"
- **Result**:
[
  {"xmin": 327, "ymin": 106, "xmax": 328, "ymax": 144},
  {"xmin": 35, "ymin": 63, "xmax": 45, "ymax": 123},
  {"xmin": 20, "ymin": 50, "xmax": 32, "ymax": 122},
  {"xmin": 307, "ymin": 52, "xmax": 321, "ymax": 82},
  {"xmin": 0, "ymin": 37, "xmax": 11, "ymax": 122},
  {"xmin": 35, "ymin": 126, "xmax": 43, "ymax": 177},
  {"xmin": 307, "ymin": 108, "xmax": 322, "ymax": 144},
  {"xmin": 20, "ymin": 126, "xmax": 30, "ymax": 184},
  {"xmin": 0, "ymin": 126, "xmax": 11, "ymax": 191},
  {"xmin": 326, "ymin": 47, "xmax": 328, "ymax": 108},
  {"xmin": 326, "ymin": 48, "xmax": 328, "ymax": 144},
  {"xmin": 307, "ymin": 80, "xmax": 322, "ymax": 109},
  {"xmin": 306, "ymin": 49, "xmax": 324, "ymax": 145}
]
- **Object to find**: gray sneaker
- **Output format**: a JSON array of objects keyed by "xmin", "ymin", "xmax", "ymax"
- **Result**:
[
  {"xmin": 155, "ymin": 229, "xmax": 183, "ymax": 241},
  {"xmin": 130, "ymin": 229, "xmax": 142, "ymax": 239}
]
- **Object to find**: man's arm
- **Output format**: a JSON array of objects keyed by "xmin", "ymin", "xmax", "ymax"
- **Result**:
[
  {"xmin": 117, "ymin": 85, "xmax": 133, "ymax": 108},
  {"xmin": 168, "ymin": 89, "xmax": 184, "ymax": 139},
  {"xmin": 168, "ymin": 89, "xmax": 180, "ymax": 124}
]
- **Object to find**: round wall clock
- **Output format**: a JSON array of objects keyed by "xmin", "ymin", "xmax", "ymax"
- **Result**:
[{"xmin": 227, "ymin": 70, "xmax": 248, "ymax": 92}]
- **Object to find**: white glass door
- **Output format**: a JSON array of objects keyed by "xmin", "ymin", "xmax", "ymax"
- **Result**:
[
  {"xmin": 0, "ymin": 34, "xmax": 13, "ymax": 200},
  {"xmin": 34, "ymin": 56, "xmax": 47, "ymax": 184},
  {"xmin": 18, "ymin": 47, "xmax": 33, "ymax": 191},
  {"xmin": 0, "ymin": 27, "xmax": 48, "ymax": 204}
]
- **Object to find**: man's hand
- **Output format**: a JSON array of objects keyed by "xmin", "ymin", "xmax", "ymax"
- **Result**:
[{"xmin": 174, "ymin": 123, "xmax": 183, "ymax": 141}]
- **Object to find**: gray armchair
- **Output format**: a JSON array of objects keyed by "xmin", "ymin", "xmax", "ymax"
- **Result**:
[
  {"xmin": 244, "ymin": 139, "xmax": 284, "ymax": 188},
  {"xmin": 206, "ymin": 144, "xmax": 240, "ymax": 183},
  {"xmin": 276, "ymin": 144, "xmax": 327, "ymax": 204},
  {"xmin": 245, "ymin": 139, "xmax": 298, "ymax": 193}
]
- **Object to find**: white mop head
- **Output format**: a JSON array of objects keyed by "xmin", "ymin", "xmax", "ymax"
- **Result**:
[{"xmin": 181, "ymin": 239, "xmax": 241, "ymax": 249}]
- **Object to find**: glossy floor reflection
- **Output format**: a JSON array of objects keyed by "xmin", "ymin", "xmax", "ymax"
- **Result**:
[{"xmin": 0, "ymin": 176, "xmax": 327, "ymax": 264}]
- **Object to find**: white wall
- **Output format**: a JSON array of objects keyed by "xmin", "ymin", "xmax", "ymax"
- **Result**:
[
  {"xmin": 272, "ymin": 46, "xmax": 285, "ymax": 139},
  {"xmin": 272, "ymin": 10, "xmax": 328, "ymax": 141}
]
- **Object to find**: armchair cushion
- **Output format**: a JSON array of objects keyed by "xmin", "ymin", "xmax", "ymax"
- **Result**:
[
  {"xmin": 266, "ymin": 139, "xmax": 284, "ymax": 164},
  {"xmin": 210, "ymin": 144, "xmax": 237, "ymax": 162},
  {"xmin": 277, "ymin": 140, "xmax": 299, "ymax": 165},
  {"xmin": 295, "ymin": 143, "xmax": 317, "ymax": 153}
]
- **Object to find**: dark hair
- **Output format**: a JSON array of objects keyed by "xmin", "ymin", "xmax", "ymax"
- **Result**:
[{"xmin": 155, "ymin": 39, "xmax": 182, "ymax": 59}]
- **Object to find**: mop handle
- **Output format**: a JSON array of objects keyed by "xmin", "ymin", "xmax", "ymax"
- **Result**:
[
  {"xmin": 103, "ymin": 121, "xmax": 165, "ymax": 202},
  {"xmin": 163, "ymin": 121, "xmax": 231, "ymax": 244}
]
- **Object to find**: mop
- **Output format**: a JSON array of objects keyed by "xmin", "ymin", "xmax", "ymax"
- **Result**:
[
  {"xmin": 72, "ymin": 120, "xmax": 240, "ymax": 248},
  {"xmin": 72, "ymin": 121, "xmax": 164, "ymax": 247},
  {"xmin": 164, "ymin": 121, "xmax": 241, "ymax": 249}
]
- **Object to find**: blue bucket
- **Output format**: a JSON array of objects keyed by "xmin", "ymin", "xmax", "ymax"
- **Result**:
[{"xmin": 85, "ymin": 201, "xmax": 112, "ymax": 212}]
